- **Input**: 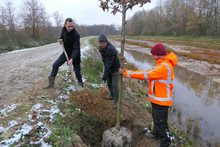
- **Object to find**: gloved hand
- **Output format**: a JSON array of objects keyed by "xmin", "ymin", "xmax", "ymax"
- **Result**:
[
  {"xmin": 58, "ymin": 39, "xmax": 64, "ymax": 45},
  {"xmin": 102, "ymin": 76, "xmax": 107, "ymax": 83},
  {"xmin": 119, "ymin": 68, "xmax": 126, "ymax": 75}
]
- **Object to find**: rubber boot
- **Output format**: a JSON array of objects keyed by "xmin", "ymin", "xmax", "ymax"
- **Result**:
[
  {"xmin": 44, "ymin": 76, "xmax": 55, "ymax": 89},
  {"xmin": 79, "ymin": 82, "xmax": 84, "ymax": 87}
]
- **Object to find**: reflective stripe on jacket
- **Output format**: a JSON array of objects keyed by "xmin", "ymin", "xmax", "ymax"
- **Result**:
[{"xmin": 123, "ymin": 52, "xmax": 178, "ymax": 106}]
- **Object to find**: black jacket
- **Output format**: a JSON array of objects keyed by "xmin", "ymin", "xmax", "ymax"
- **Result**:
[
  {"xmin": 99, "ymin": 42, "xmax": 120, "ymax": 81},
  {"xmin": 60, "ymin": 27, "xmax": 80, "ymax": 62}
]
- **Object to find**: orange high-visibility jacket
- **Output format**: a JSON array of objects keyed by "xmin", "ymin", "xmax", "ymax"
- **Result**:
[{"xmin": 123, "ymin": 52, "xmax": 178, "ymax": 106}]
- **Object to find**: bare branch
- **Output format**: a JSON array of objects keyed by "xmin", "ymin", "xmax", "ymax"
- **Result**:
[
  {"xmin": 53, "ymin": 11, "xmax": 63, "ymax": 27},
  {"xmin": 99, "ymin": 0, "xmax": 151, "ymax": 14},
  {"xmin": 21, "ymin": 0, "xmax": 48, "ymax": 39}
]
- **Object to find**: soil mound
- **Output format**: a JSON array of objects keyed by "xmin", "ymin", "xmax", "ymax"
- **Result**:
[{"xmin": 70, "ymin": 87, "xmax": 116, "ymax": 126}]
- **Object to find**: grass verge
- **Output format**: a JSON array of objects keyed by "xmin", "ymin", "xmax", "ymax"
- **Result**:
[
  {"xmin": 126, "ymin": 35, "xmax": 220, "ymax": 50},
  {"xmin": 48, "ymin": 114, "xmax": 76, "ymax": 146},
  {"xmin": 112, "ymin": 35, "xmax": 220, "ymax": 64},
  {"xmin": 82, "ymin": 37, "xmax": 103, "ymax": 89}
]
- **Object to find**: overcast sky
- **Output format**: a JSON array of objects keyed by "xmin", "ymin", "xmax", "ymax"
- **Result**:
[{"xmin": 4, "ymin": 0, "xmax": 159, "ymax": 25}]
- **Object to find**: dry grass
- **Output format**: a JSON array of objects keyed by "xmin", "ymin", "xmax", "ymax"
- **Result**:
[
  {"xmin": 127, "ymin": 36, "xmax": 220, "ymax": 50},
  {"xmin": 114, "ymin": 38, "xmax": 151, "ymax": 48},
  {"xmin": 112, "ymin": 36, "xmax": 220, "ymax": 64},
  {"xmin": 173, "ymin": 51, "xmax": 220, "ymax": 64}
]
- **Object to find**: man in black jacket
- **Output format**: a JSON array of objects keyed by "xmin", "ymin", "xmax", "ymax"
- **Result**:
[
  {"xmin": 45, "ymin": 18, "xmax": 83, "ymax": 88},
  {"xmin": 99, "ymin": 34, "xmax": 120, "ymax": 108}
]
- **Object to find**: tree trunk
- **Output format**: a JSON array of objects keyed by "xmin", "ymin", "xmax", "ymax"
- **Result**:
[
  {"xmin": 116, "ymin": 3, "xmax": 126, "ymax": 130},
  {"xmin": 214, "ymin": 0, "xmax": 218, "ymax": 36}
]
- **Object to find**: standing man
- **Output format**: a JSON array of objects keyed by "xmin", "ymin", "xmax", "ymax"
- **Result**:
[
  {"xmin": 98, "ymin": 34, "xmax": 120, "ymax": 108},
  {"xmin": 120, "ymin": 43, "xmax": 177, "ymax": 147},
  {"xmin": 45, "ymin": 18, "xmax": 83, "ymax": 88}
]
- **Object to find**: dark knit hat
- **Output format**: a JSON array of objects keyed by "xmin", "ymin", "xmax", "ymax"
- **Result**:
[
  {"xmin": 99, "ymin": 34, "xmax": 108, "ymax": 42},
  {"xmin": 151, "ymin": 43, "xmax": 167, "ymax": 56}
]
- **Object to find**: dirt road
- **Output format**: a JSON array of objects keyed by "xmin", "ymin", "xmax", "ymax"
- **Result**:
[{"xmin": 0, "ymin": 43, "xmax": 62, "ymax": 107}]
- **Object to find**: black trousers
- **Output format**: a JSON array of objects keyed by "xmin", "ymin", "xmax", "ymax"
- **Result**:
[
  {"xmin": 107, "ymin": 72, "xmax": 119, "ymax": 105},
  {"xmin": 151, "ymin": 103, "xmax": 171, "ymax": 147},
  {"xmin": 50, "ymin": 53, "xmax": 83, "ymax": 83}
]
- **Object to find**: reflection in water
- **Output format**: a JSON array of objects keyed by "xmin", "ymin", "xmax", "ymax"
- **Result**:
[{"xmin": 123, "ymin": 50, "xmax": 220, "ymax": 145}]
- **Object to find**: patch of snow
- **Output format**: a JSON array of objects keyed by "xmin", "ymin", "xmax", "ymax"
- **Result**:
[
  {"xmin": 0, "ymin": 104, "xmax": 17, "ymax": 116},
  {"xmin": 27, "ymin": 114, "xmax": 32, "ymax": 121},
  {"xmin": 0, "ymin": 121, "xmax": 53, "ymax": 147},
  {"xmin": 59, "ymin": 66, "xmax": 68, "ymax": 71},
  {"xmin": 86, "ymin": 83, "xmax": 103, "ymax": 89},
  {"xmin": 36, "ymin": 122, "xmax": 44, "ymax": 127},
  {"xmin": 75, "ymin": 108, "xmax": 81, "ymax": 112},
  {"xmin": 44, "ymin": 99, "xmax": 57, "ymax": 105},
  {"xmin": 30, "ymin": 123, "xmax": 52, "ymax": 147},
  {"xmin": 0, "ymin": 123, "xmax": 32, "ymax": 146},
  {"xmin": 35, "ymin": 95, "xmax": 47, "ymax": 99},
  {"xmin": 28, "ymin": 104, "xmax": 44, "ymax": 122},
  {"xmin": 8, "ymin": 120, "xmax": 18, "ymax": 128},
  {"xmin": 167, "ymin": 132, "xmax": 176, "ymax": 142},
  {"xmin": 31, "ymin": 103, "xmax": 43, "ymax": 111},
  {"xmin": 19, "ymin": 124, "xmax": 32, "ymax": 135},
  {"xmin": 0, "ymin": 120, "xmax": 18, "ymax": 134},
  {"xmin": 58, "ymin": 93, "xmax": 69, "ymax": 101},
  {"xmin": 42, "ymin": 105, "xmax": 64, "ymax": 122},
  {"xmin": 0, "ymin": 126, "xmax": 7, "ymax": 134},
  {"xmin": 67, "ymin": 85, "xmax": 76, "ymax": 92},
  {"xmin": 41, "ymin": 141, "xmax": 52, "ymax": 147}
]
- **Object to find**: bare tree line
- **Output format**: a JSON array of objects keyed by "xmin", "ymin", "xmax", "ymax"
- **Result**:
[
  {"xmin": 0, "ymin": 0, "xmax": 119, "ymax": 53},
  {"xmin": 76, "ymin": 24, "xmax": 119, "ymax": 36},
  {"xmin": 126, "ymin": 0, "xmax": 220, "ymax": 36}
]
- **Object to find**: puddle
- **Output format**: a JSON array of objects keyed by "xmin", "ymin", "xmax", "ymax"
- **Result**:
[{"xmin": 119, "ymin": 49, "xmax": 220, "ymax": 145}]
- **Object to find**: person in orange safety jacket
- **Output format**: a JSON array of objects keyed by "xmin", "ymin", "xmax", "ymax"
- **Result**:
[{"xmin": 119, "ymin": 43, "xmax": 178, "ymax": 147}]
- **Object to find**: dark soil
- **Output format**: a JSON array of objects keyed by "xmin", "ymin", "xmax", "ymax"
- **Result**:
[{"xmin": 69, "ymin": 87, "xmax": 159, "ymax": 147}]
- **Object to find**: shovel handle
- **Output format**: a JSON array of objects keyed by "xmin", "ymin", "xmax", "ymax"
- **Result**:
[
  {"xmin": 59, "ymin": 43, "xmax": 77, "ymax": 82},
  {"xmin": 60, "ymin": 44, "xmax": 70, "ymax": 62}
]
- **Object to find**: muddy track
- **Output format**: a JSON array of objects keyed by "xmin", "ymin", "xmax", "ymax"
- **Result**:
[{"xmin": 0, "ymin": 43, "xmax": 62, "ymax": 107}]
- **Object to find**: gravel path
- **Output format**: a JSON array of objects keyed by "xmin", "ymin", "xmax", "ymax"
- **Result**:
[{"xmin": 0, "ymin": 43, "xmax": 62, "ymax": 106}]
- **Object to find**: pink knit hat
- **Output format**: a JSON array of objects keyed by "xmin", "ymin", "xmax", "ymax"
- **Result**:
[{"xmin": 151, "ymin": 43, "xmax": 167, "ymax": 56}]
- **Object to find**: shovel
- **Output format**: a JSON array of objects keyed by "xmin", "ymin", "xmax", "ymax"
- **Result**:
[{"xmin": 59, "ymin": 43, "xmax": 83, "ymax": 91}]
